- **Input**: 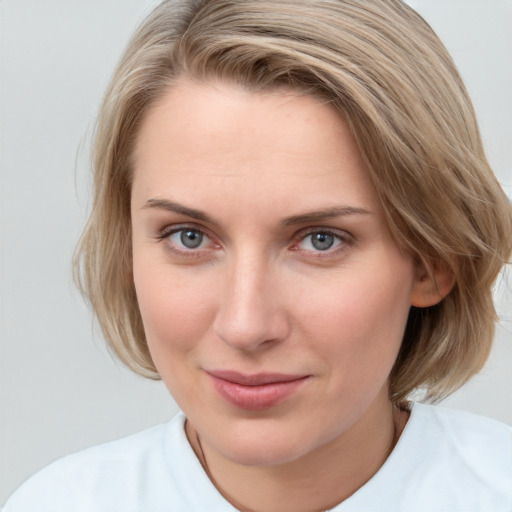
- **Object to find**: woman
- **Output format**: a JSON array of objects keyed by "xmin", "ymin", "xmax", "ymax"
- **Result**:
[{"xmin": 4, "ymin": 0, "xmax": 512, "ymax": 510}]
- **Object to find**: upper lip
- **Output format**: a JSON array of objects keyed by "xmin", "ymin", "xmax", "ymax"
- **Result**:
[{"xmin": 206, "ymin": 369, "xmax": 309, "ymax": 386}]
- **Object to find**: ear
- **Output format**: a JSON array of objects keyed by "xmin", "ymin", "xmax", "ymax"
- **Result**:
[{"xmin": 411, "ymin": 261, "xmax": 455, "ymax": 308}]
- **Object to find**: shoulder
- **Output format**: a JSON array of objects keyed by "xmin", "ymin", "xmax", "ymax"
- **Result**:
[
  {"xmin": 402, "ymin": 403, "xmax": 512, "ymax": 509},
  {"xmin": 412, "ymin": 402, "xmax": 512, "ymax": 462},
  {"xmin": 3, "ymin": 413, "xmax": 185, "ymax": 512},
  {"xmin": 342, "ymin": 404, "xmax": 512, "ymax": 512}
]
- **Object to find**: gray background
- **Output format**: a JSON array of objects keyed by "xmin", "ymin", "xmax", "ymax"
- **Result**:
[{"xmin": 1, "ymin": 0, "xmax": 511, "ymax": 504}]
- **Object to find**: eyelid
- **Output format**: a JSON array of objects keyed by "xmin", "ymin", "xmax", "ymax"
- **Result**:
[
  {"xmin": 291, "ymin": 227, "xmax": 354, "ymax": 254},
  {"xmin": 154, "ymin": 223, "xmax": 353, "ymax": 258},
  {"xmin": 156, "ymin": 223, "xmax": 221, "ymax": 257},
  {"xmin": 157, "ymin": 222, "xmax": 210, "ymax": 240}
]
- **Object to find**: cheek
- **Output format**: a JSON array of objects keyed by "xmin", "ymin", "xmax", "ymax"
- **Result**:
[
  {"xmin": 133, "ymin": 263, "xmax": 224, "ymax": 410},
  {"xmin": 133, "ymin": 262, "xmax": 217, "ymax": 360},
  {"xmin": 297, "ymin": 264, "xmax": 413, "ymax": 380}
]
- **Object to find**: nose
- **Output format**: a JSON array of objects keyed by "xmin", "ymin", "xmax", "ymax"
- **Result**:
[{"xmin": 212, "ymin": 254, "xmax": 290, "ymax": 352}]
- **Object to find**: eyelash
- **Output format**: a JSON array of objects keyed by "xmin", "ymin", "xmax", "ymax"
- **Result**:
[
  {"xmin": 293, "ymin": 229, "xmax": 353, "ymax": 257},
  {"xmin": 155, "ymin": 225, "xmax": 353, "ymax": 259},
  {"xmin": 156, "ymin": 224, "xmax": 215, "ymax": 258}
]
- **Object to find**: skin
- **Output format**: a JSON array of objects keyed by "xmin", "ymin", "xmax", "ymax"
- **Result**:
[{"xmin": 130, "ymin": 79, "xmax": 446, "ymax": 511}]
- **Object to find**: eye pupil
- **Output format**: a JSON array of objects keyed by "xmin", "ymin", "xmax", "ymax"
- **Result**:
[
  {"xmin": 311, "ymin": 232, "xmax": 334, "ymax": 250},
  {"xmin": 180, "ymin": 230, "xmax": 203, "ymax": 249}
]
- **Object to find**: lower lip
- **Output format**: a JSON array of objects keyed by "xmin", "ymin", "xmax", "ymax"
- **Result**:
[{"xmin": 208, "ymin": 375, "xmax": 309, "ymax": 411}]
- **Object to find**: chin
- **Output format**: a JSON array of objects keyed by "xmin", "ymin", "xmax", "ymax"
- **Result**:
[
  {"xmin": 223, "ymin": 440, "xmax": 305, "ymax": 467},
  {"xmin": 206, "ymin": 418, "xmax": 324, "ymax": 468}
]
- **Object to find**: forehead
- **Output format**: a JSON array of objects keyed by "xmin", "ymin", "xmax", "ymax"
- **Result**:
[{"xmin": 131, "ymin": 79, "xmax": 380, "ymax": 217}]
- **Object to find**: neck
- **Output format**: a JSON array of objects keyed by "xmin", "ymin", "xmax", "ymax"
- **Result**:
[{"xmin": 187, "ymin": 394, "xmax": 409, "ymax": 512}]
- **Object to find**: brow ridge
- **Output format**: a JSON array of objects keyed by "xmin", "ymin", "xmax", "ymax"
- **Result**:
[
  {"xmin": 281, "ymin": 206, "xmax": 371, "ymax": 226},
  {"xmin": 143, "ymin": 199, "xmax": 370, "ymax": 226},
  {"xmin": 142, "ymin": 199, "xmax": 216, "ymax": 224}
]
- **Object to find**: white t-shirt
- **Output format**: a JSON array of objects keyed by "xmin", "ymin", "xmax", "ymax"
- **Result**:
[{"xmin": 3, "ymin": 403, "xmax": 512, "ymax": 512}]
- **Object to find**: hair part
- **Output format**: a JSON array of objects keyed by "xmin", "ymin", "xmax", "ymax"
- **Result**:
[{"xmin": 74, "ymin": 0, "xmax": 512, "ymax": 403}]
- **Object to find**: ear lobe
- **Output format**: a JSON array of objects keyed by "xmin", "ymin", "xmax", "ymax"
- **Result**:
[{"xmin": 411, "ymin": 262, "xmax": 455, "ymax": 308}]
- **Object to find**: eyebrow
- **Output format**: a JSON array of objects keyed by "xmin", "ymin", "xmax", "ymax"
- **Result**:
[
  {"xmin": 281, "ymin": 206, "xmax": 371, "ymax": 226},
  {"xmin": 142, "ymin": 199, "xmax": 217, "ymax": 225},
  {"xmin": 142, "ymin": 198, "xmax": 370, "ymax": 226}
]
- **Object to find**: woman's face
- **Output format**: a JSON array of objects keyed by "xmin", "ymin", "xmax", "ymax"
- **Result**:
[{"xmin": 131, "ymin": 79, "xmax": 422, "ymax": 466}]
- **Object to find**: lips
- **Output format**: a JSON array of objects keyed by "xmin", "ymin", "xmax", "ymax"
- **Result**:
[{"xmin": 206, "ymin": 370, "xmax": 310, "ymax": 411}]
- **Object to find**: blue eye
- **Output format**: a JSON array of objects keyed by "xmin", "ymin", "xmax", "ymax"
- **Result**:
[
  {"xmin": 311, "ymin": 232, "xmax": 335, "ymax": 250},
  {"xmin": 298, "ymin": 231, "xmax": 343, "ymax": 251},
  {"xmin": 170, "ymin": 229, "xmax": 205, "ymax": 249}
]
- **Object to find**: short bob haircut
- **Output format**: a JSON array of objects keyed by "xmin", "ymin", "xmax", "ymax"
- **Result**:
[{"xmin": 75, "ymin": 0, "xmax": 512, "ymax": 404}]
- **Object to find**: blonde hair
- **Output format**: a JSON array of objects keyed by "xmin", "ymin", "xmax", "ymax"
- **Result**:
[{"xmin": 75, "ymin": 0, "xmax": 512, "ymax": 403}]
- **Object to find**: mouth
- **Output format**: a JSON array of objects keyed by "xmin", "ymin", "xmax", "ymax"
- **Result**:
[{"xmin": 206, "ymin": 370, "xmax": 310, "ymax": 411}]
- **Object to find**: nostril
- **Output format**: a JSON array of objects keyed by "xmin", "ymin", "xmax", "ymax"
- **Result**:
[
  {"xmin": 213, "ymin": 306, "xmax": 290, "ymax": 352},
  {"xmin": 213, "ymin": 261, "xmax": 290, "ymax": 350}
]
